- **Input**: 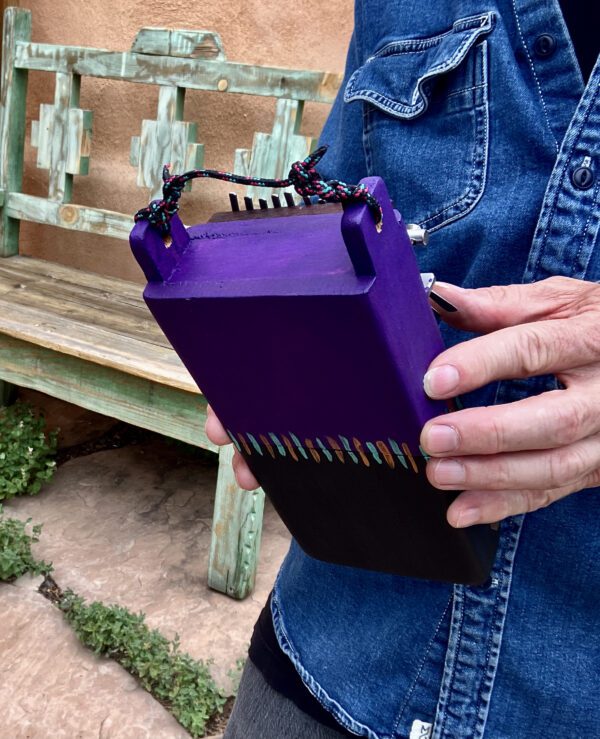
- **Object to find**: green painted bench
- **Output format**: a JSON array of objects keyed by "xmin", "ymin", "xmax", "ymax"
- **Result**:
[{"xmin": 0, "ymin": 7, "xmax": 339, "ymax": 598}]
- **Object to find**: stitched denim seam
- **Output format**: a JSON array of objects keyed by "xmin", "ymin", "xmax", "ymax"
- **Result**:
[
  {"xmin": 433, "ymin": 585, "xmax": 466, "ymax": 738},
  {"xmin": 432, "ymin": 519, "xmax": 524, "ymax": 739},
  {"xmin": 345, "ymin": 15, "xmax": 494, "ymax": 117},
  {"xmin": 369, "ymin": 13, "xmax": 493, "ymax": 60},
  {"xmin": 473, "ymin": 519, "xmax": 523, "ymax": 737},
  {"xmin": 391, "ymin": 595, "xmax": 453, "ymax": 736},
  {"xmin": 472, "ymin": 575, "xmax": 504, "ymax": 734},
  {"xmin": 346, "ymin": 33, "xmax": 485, "ymax": 116},
  {"xmin": 510, "ymin": 0, "xmax": 558, "ymax": 153},
  {"xmin": 420, "ymin": 42, "xmax": 490, "ymax": 231},
  {"xmin": 531, "ymin": 78, "xmax": 600, "ymax": 280},
  {"xmin": 573, "ymin": 177, "xmax": 600, "ymax": 278},
  {"xmin": 362, "ymin": 99, "xmax": 375, "ymax": 175},
  {"xmin": 446, "ymin": 82, "xmax": 486, "ymax": 100},
  {"xmin": 270, "ymin": 581, "xmax": 384, "ymax": 739},
  {"xmin": 346, "ymin": 86, "xmax": 427, "ymax": 117}
]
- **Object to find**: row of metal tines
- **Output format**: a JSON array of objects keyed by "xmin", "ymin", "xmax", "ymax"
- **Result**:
[{"xmin": 228, "ymin": 192, "xmax": 319, "ymax": 212}]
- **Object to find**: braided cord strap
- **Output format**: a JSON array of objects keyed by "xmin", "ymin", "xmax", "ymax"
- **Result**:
[{"xmin": 133, "ymin": 146, "xmax": 383, "ymax": 235}]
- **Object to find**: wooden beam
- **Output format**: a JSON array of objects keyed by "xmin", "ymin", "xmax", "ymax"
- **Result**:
[
  {"xmin": 208, "ymin": 443, "xmax": 265, "ymax": 599},
  {"xmin": 15, "ymin": 42, "xmax": 342, "ymax": 103},
  {"xmin": 0, "ymin": 333, "xmax": 217, "ymax": 450},
  {"xmin": 0, "ymin": 7, "xmax": 30, "ymax": 256},
  {"xmin": 131, "ymin": 28, "xmax": 225, "ymax": 60},
  {"xmin": 6, "ymin": 192, "xmax": 132, "ymax": 239},
  {"xmin": 0, "ymin": 2, "xmax": 20, "ymax": 52}
]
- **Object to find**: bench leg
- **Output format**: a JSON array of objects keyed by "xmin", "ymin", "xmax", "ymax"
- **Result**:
[
  {"xmin": 208, "ymin": 444, "xmax": 265, "ymax": 599},
  {"xmin": 0, "ymin": 380, "xmax": 17, "ymax": 406}
]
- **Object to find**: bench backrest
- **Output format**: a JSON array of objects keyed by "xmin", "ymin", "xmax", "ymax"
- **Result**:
[{"xmin": 0, "ymin": 7, "xmax": 341, "ymax": 258}]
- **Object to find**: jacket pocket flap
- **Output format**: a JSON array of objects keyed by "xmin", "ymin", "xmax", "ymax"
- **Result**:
[{"xmin": 344, "ymin": 12, "xmax": 495, "ymax": 119}]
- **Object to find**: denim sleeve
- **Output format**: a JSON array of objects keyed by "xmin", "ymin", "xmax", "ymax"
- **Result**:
[{"xmin": 317, "ymin": 33, "xmax": 368, "ymax": 184}]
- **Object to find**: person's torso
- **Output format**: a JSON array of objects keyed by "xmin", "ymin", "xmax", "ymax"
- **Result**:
[{"xmin": 271, "ymin": 2, "xmax": 600, "ymax": 737}]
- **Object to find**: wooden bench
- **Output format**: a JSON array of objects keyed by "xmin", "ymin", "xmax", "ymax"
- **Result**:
[{"xmin": 0, "ymin": 7, "xmax": 339, "ymax": 598}]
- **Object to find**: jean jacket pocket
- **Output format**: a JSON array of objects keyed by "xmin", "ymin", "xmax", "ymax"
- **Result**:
[{"xmin": 345, "ymin": 12, "xmax": 495, "ymax": 231}]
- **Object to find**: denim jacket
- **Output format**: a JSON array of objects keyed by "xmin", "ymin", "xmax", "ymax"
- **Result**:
[{"xmin": 271, "ymin": 2, "xmax": 600, "ymax": 737}]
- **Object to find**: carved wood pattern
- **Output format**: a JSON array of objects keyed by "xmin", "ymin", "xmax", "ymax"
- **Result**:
[
  {"xmin": 233, "ymin": 99, "xmax": 317, "ymax": 201},
  {"xmin": 31, "ymin": 73, "xmax": 92, "ymax": 202},
  {"xmin": 131, "ymin": 27, "xmax": 225, "ymax": 60},
  {"xmin": 130, "ymin": 85, "xmax": 204, "ymax": 200}
]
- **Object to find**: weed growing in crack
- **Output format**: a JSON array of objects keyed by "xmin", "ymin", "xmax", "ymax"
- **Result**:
[
  {"xmin": 39, "ymin": 576, "xmax": 227, "ymax": 737},
  {"xmin": 0, "ymin": 505, "xmax": 52, "ymax": 581}
]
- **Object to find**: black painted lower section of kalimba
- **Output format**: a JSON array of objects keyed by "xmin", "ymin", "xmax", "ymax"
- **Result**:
[{"xmin": 247, "ymin": 452, "xmax": 499, "ymax": 585}]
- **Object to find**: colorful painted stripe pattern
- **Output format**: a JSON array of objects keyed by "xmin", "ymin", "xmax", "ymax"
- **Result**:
[{"xmin": 226, "ymin": 430, "xmax": 428, "ymax": 472}]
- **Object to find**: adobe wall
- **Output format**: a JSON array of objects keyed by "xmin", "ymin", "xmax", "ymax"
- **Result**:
[{"xmin": 18, "ymin": 1, "xmax": 353, "ymax": 281}]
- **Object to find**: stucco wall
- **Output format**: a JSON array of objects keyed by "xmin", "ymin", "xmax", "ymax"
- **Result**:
[{"xmin": 17, "ymin": 1, "xmax": 353, "ymax": 281}]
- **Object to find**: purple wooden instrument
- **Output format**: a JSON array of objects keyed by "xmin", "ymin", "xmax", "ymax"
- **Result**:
[{"xmin": 130, "ymin": 176, "xmax": 498, "ymax": 584}]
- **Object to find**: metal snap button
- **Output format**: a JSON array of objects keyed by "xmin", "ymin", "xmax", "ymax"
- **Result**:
[
  {"xmin": 533, "ymin": 34, "xmax": 556, "ymax": 58},
  {"xmin": 572, "ymin": 166, "xmax": 595, "ymax": 190}
]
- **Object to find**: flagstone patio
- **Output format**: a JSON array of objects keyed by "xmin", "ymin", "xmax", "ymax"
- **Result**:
[{"xmin": 0, "ymin": 392, "xmax": 290, "ymax": 738}]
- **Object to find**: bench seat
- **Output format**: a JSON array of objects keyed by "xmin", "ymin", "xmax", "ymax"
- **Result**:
[
  {"xmin": 0, "ymin": 255, "xmax": 196, "ymax": 393},
  {"xmin": 0, "ymin": 255, "xmax": 220, "ymax": 451}
]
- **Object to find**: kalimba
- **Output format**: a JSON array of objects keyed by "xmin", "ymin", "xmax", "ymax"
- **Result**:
[{"xmin": 130, "ymin": 173, "xmax": 498, "ymax": 584}]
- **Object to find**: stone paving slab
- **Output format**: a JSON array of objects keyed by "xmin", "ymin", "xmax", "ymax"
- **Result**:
[{"xmin": 1, "ymin": 438, "xmax": 290, "ymax": 737}]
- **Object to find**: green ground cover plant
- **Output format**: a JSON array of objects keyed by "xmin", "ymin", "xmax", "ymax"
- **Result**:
[
  {"xmin": 0, "ymin": 405, "xmax": 231, "ymax": 735},
  {"xmin": 39, "ymin": 576, "xmax": 227, "ymax": 737},
  {"xmin": 0, "ymin": 402, "xmax": 57, "ymax": 501},
  {"xmin": 0, "ymin": 505, "xmax": 52, "ymax": 581}
]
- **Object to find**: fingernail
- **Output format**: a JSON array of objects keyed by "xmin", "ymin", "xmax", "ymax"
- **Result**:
[
  {"xmin": 432, "ymin": 281, "xmax": 461, "ymax": 291},
  {"xmin": 454, "ymin": 508, "xmax": 480, "ymax": 528},
  {"xmin": 424, "ymin": 424, "xmax": 459, "ymax": 454},
  {"xmin": 433, "ymin": 459, "xmax": 465, "ymax": 485},
  {"xmin": 424, "ymin": 365, "xmax": 460, "ymax": 398}
]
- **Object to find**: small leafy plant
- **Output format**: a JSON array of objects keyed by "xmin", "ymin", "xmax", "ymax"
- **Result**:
[
  {"xmin": 0, "ymin": 505, "xmax": 52, "ymax": 581},
  {"xmin": 0, "ymin": 402, "xmax": 57, "ymax": 501},
  {"xmin": 55, "ymin": 588, "xmax": 226, "ymax": 737}
]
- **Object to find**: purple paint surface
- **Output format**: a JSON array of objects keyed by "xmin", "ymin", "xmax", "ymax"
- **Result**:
[
  {"xmin": 130, "ymin": 177, "xmax": 447, "ymax": 453},
  {"xmin": 130, "ymin": 176, "xmax": 500, "ymax": 584}
]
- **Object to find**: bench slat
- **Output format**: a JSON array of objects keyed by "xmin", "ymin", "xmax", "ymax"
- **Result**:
[
  {"xmin": 0, "ymin": 256, "xmax": 198, "ymax": 393},
  {"xmin": 15, "ymin": 42, "xmax": 341, "ymax": 103},
  {"xmin": 0, "ymin": 259, "xmax": 165, "ymax": 338},
  {"xmin": 0, "ymin": 333, "xmax": 215, "ymax": 450},
  {"xmin": 6, "ymin": 192, "xmax": 132, "ymax": 240}
]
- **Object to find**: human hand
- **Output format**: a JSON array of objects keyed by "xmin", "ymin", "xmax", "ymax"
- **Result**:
[
  {"xmin": 421, "ymin": 277, "xmax": 600, "ymax": 528},
  {"xmin": 205, "ymin": 405, "xmax": 259, "ymax": 490}
]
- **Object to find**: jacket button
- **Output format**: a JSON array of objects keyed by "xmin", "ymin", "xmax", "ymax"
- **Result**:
[
  {"xmin": 534, "ymin": 34, "xmax": 556, "ymax": 58},
  {"xmin": 572, "ymin": 166, "xmax": 595, "ymax": 190}
]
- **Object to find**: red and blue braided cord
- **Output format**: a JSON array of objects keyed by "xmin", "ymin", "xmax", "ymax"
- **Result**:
[{"xmin": 134, "ymin": 145, "xmax": 383, "ymax": 234}]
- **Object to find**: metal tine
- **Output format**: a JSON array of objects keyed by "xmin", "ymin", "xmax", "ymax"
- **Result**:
[
  {"xmin": 258, "ymin": 198, "xmax": 269, "ymax": 210},
  {"xmin": 271, "ymin": 195, "xmax": 282, "ymax": 208},
  {"xmin": 229, "ymin": 192, "xmax": 240, "ymax": 212},
  {"xmin": 429, "ymin": 290, "xmax": 458, "ymax": 313},
  {"xmin": 284, "ymin": 192, "xmax": 295, "ymax": 208},
  {"xmin": 302, "ymin": 196, "xmax": 312, "ymax": 207},
  {"xmin": 244, "ymin": 196, "xmax": 254, "ymax": 211}
]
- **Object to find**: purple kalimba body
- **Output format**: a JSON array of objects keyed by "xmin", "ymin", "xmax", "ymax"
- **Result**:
[{"xmin": 130, "ymin": 176, "xmax": 498, "ymax": 585}]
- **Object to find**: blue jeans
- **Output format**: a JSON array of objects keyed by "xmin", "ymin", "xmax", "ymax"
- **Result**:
[{"xmin": 269, "ymin": 2, "xmax": 600, "ymax": 737}]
